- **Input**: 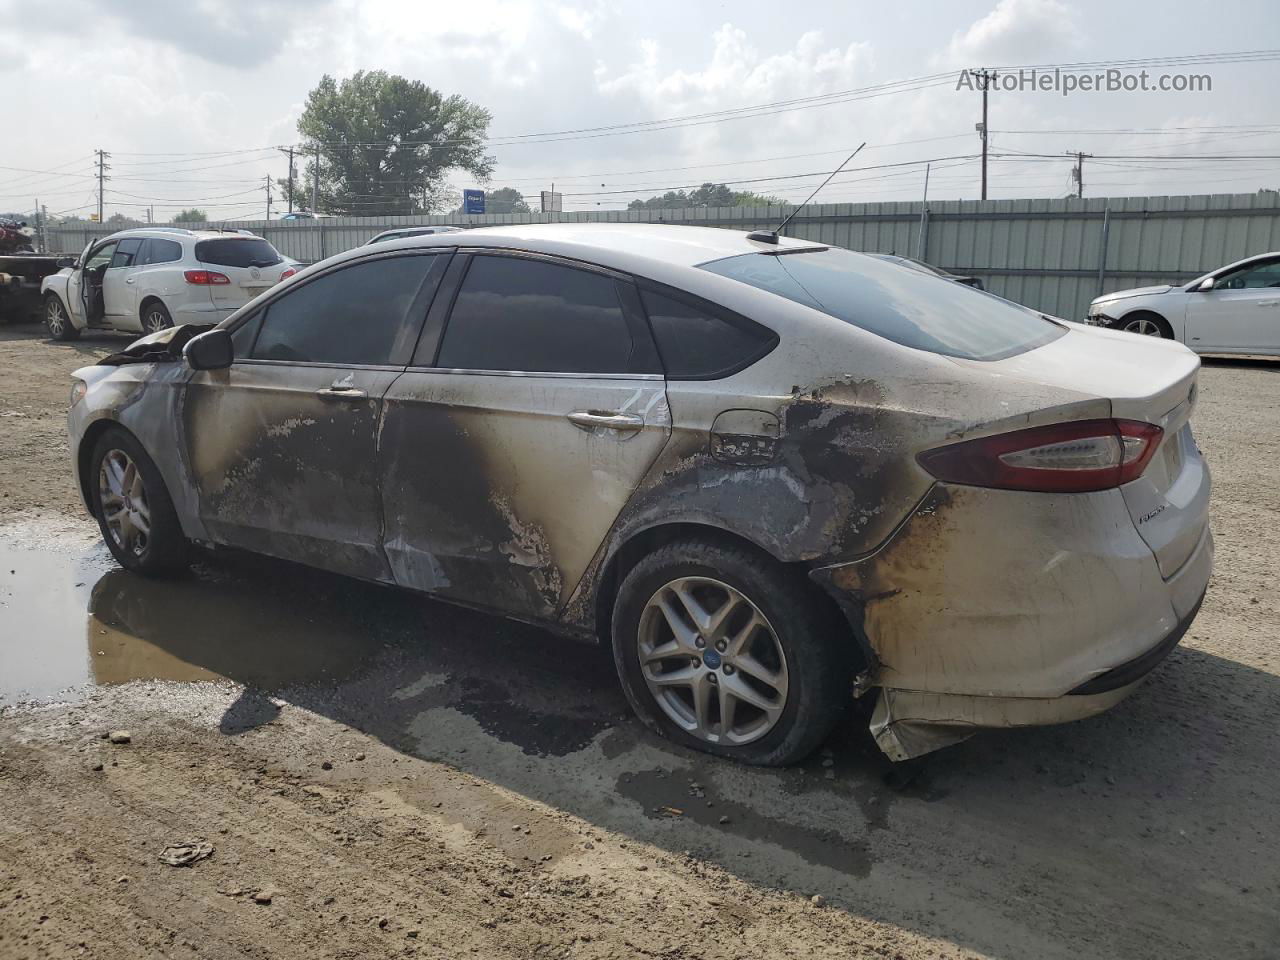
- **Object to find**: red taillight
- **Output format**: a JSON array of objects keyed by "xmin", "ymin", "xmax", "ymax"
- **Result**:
[
  {"xmin": 183, "ymin": 269, "xmax": 230, "ymax": 285},
  {"xmin": 917, "ymin": 418, "xmax": 1163, "ymax": 493},
  {"xmin": 279, "ymin": 267, "xmax": 297, "ymax": 280}
]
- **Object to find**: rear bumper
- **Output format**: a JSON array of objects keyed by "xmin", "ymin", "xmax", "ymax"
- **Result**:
[{"xmin": 812, "ymin": 482, "xmax": 1213, "ymax": 760}]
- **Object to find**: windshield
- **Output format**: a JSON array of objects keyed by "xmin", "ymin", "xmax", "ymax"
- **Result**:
[
  {"xmin": 700, "ymin": 248, "xmax": 1064, "ymax": 361},
  {"xmin": 195, "ymin": 237, "xmax": 283, "ymax": 269}
]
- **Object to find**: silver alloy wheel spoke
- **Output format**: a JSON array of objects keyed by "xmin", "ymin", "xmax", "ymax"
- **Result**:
[
  {"xmin": 637, "ymin": 575, "xmax": 789, "ymax": 746},
  {"xmin": 98, "ymin": 450, "xmax": 150, "ymax": 557}
]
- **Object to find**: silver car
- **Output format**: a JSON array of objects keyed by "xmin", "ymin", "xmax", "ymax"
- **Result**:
[{"xmin": 67, "ymin": 224, "xmax": 1212, "ymax": 764}]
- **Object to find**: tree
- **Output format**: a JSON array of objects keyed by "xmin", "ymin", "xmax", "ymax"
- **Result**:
[
  {"xmin": 627, "ymin": 182, "xmax": 784, "ymax": 210},
  {"xmin": 172, "ymin": 209, "xmax": 209, "ymax": 223},
  {"xmin": 106, "ymin": 213, "xmax": 132, "ymax": 225},
  {"xmin": 293, "ymin": 71, "xmax": 494, "ymax": 216}
]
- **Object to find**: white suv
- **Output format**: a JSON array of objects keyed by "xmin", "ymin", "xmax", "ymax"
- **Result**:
[{"xmin": 40, "ymin": 228, "xmax": 296, "ymax": 341}]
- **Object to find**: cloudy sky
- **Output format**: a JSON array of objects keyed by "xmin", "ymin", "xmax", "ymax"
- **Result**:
[{"xmin": 3, "ymin": 0, "xmax": 1279, "ymax": 220}]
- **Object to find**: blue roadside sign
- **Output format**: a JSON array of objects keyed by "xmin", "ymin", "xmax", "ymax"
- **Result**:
[{"xmin": 463, "ymin": 189, "xmax": 485, "ymax": 214}]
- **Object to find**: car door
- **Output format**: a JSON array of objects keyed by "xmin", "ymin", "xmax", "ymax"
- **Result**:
[
  {"xmin": 379, "ymin": 251, "xmax": 670, "ymax": 620},
  {"xmin": 1186, "ymin": 256, "xmax": 1280, "ymax": 352},
  {"xmin": 181, "ymin": 250, "xmax": 448, "ymax": 581},
  {"xmin": 78, "ymin": 240, "xmax": 117, "ymax": 324},
  {"xmin": 102, "ymin": 237, "xmax": 144, "ymax": 325}
]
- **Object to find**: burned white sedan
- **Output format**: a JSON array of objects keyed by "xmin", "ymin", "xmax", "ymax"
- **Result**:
[{"xmin": 67, "ymin": 224, "xmax": 1212, "ymax": 763}]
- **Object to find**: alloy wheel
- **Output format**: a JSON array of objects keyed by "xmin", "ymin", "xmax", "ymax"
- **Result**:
[
  {"xmin": 637, "ymin": 576, "xmax": 789, "ymax": 746},
  {"xmin": 46, "ymin": 298, "xmax": 66, "ymax": 337},
  {"xmin": 1124, "ymin": 317, "xmax": 1163, "ymax": 337},
  {"xmin": 144, "ymin": 309, "xmax": 170, "ymax": 334},
  {"xmin": 98, "ymin": 450, "xmax": 151, "ymax": 558}
]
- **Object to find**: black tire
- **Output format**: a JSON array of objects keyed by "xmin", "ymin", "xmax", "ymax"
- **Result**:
[
  {"xmin": 611, "ymin": 537, "xmax": 853, "ymax": 766},
  {"xmin": 140, "ymin": 300, "xmax": 172, "ymax": 335},
  {"xmin": 88, "ymin": 426, "xmax": 188, "ymax": 576},
  {"xmin": 1117, "ymin": 311, "xmax": 1172, "ymax": 339},
  {"xmin": 44, "ymin": 293, "xmax": 80, "ymax": 341}
]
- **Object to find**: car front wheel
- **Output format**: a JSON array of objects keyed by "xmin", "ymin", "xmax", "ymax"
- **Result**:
[
  {"xmin": 1120, "ymin": 311, "xmax": 1172, "ymax": 338},
  {"xmin": 611, "ymin": 537, "xmax": 852, "ymax": 766},
  {"xmin": 89, "ymin": 427, "xmax": 188, "ymax": 576},
  {"xmin": 44, "ymin": 293, "xmax": 80, "ymax": 341}
]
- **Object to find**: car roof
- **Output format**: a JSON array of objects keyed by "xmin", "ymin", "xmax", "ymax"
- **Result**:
[
  {"xmin": 376, "ymin": 222, "xmax": 825, "ymax": 270},
  {"xmin": 102, "ymin": 227, "xmax": 262, "ymax": 242}
]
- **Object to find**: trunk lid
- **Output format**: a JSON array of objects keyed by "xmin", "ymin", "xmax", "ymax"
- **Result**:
[
  {"xmin": 194, "ymin": 236, "xmax": 290, "ymax": 312},
  {"xmin": 974, "ymin": 323, "xmax": 1208, "ymax": 578}
]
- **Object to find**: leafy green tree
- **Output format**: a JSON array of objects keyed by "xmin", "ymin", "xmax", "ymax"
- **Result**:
[
  {"xmin": 106, "ymin": 213, "xmax": 132, "ymax": 225},
  {"xmin": 294, "ymin": 71, "xmax": 494, "ymax": 216},
  {"xmin": 172, "ymin": 209, "xmax": 209, "ymax": 223},
  {"xmin": 627, "ymin": 182, "xmax": 784, "ymax": 210}
]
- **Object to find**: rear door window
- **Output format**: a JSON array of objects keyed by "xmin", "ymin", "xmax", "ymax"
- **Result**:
[
  {"xmin": 196, "ymin": 237, "xmax": 282, "ymax": 269},
  {"xmin": 435, "ymin": 255, "xmax": 638, "ymax": 374},
  {"xmin": 701, "ymin": 248, "xmax": 1064, "ymax": 361},
  {"xmin": 109, "ymin": 238, "xmax": 143, "ymax": 269},
  {"xmin": 639, "ymin": 288, "xmax": 776, "ymax": 379},
  {"xmin": 250, "ymin": 254, "xmax": 442, "ymax": 365},
  {"xmin": 139, "ymin": 238, "xmax": 182, "ymax": 265}
]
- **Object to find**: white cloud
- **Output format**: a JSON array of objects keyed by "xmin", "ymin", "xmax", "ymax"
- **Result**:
[{"xmin": 944, "ymin": 0, "xmax": 1082, "ymax": 67}]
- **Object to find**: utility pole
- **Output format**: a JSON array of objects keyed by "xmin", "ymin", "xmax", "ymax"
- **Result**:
[
  {"xmin": 280, "ymin": 146, "xmax": 296, "ymax": 213},
  {"xmin": 1068, "ymin": 151, "xmax": 1092, "ymax": 199},
  {"xmin": 310, "ymin": 142, "xmax": 320, "ymax": 214},
  {"xmin": 33, "ymin": 199, "xmax": 40, "ymax": 252},
  {"xmin": 95, "ymin": 149, "xmax": 110, "ymax": 222},
  {"xmin": 265, "ymin": 176, "xmax": 273, "ymax": 220},
  {"xmin": 972, "ymin": 69, "xmax": 996, "ymax": 200}
]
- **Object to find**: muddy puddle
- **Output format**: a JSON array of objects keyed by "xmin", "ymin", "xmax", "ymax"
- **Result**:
[{"xmin": 0, "ymin": 540, "xmax": 420, "ymax": 707}]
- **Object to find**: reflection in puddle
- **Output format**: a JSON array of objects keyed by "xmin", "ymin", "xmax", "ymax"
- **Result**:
[{"xmin": 0, "ymin": 541, "xmax": 417, "ymax": 706}]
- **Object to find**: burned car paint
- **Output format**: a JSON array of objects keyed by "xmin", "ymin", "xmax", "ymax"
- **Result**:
[{"xmin": 68, "ymin": 223, "xmax": 1213, "ymax": 763}]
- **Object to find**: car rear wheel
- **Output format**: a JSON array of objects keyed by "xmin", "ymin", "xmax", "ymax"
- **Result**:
[
  {"xmin": 44, "ymin": 293, "xmax": 80, "ymax": 341},
  {"xmin": 611, "ymin": 537, "xmax": 852, "ymax": 766},
  {"xmin": 1120, "ymin": 312, "xmax": 1172, "ymax": 338},
  {"xmin": 141, "ymin": 301, "xmax": 173, "ymax": 335},
  {"xmin": 89, "ymin": 427, "xmax": 188, "ymax": 576}
]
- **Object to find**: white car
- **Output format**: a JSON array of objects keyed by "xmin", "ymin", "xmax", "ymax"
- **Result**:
[
  {"xmin": 1086, "ymin": 251, "xmax": 1280, "ymax": 355},
  {"xmin": 364, "ymin": 226, "xmax": 463, "ymax": 245},
  {"xmin": 40, "ymin": 228, "xmax": 296, "ymax": 341}
]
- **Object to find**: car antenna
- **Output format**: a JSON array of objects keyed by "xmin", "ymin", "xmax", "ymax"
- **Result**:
[{"xmin": 747, "ymin": 142, "xmax": 866, "ymax": 245}]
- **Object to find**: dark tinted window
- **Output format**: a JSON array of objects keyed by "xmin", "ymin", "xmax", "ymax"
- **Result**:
[
  {"xmin": 230, "ymin": 312, "xmax": 263, "ymax": 359},
  {"xmin": 139, "ymin": 238, "xmax": 182, "ymax": 265},
  {"xmin": 251, "ymin": 255, "xmax": 439, "ymax": 365},
  {"xmin": 437, "ymin": 256, "xmax": 633, "ymax": 373},
  {"xmin": 640, "ymin": 289, "xmax": 776, "ymax": 379},
  {"xmin": 701, "ymin": 248, "xmax": 1064, "ymax": 361},
  {"xmin": 109, "ymin": 238, "xmax": 143, "ymax": 268},
  {"xmin": 196, "ymin": 237, "xmax": 282, "ymax": 268}
]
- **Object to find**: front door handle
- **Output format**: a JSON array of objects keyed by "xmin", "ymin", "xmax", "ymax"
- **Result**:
[
  {"xmin": 124, "ymin": 277, "xmax": 135, "ymax": 285},
  {"xmin": 567, "ymin": 410, "xmax": 644, "ymax": 432},
  {"xmin": 316, "ymin": 385, "xmax": 368, "ymax": 400},
  {"xmin": 1256, "ymin": 299, "xmax": 1279, "ymax": 307}
]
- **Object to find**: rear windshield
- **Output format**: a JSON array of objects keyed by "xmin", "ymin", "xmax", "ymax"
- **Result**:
[
  {"xmin": 195, "ymin": 237, "xmax": 282, "ymax": 269},
  {"xmin": 700, "ymin": 248, "xmax": 1064, "ymax": 361}
]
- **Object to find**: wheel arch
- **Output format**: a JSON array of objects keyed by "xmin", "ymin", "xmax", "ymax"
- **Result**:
[
  {"xmin": 138, "ymin": 295, "xmax": 168, "ymax": 323},
  {"xmin": 588, "ymin": 520, "xmax": 867, "ymax": 672},
  {"xmin": 1115, "ymin": 307, "xmax": 1174, "ymax": 338},
  {"xmin": 76, "ymin": 416, "xmax": 136, "ymax": 517}
]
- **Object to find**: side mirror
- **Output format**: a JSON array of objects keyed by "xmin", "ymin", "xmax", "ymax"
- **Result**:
[
  {"xmin": 1197, "ymin": 277, "xmax": 1216, "ymax": 292},
  {"xmin": 183, "ymin": 329, "xmax": 233, "ymax": 371}
]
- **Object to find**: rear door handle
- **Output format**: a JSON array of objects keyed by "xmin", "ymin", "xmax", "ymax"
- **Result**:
[
  {"xmin": 567, "ymin": 410, "xmax": 644, "ymax": 432},
  {"xmin": 124, "ymin": 277, "xmax": 135, "ymax": 285},
  {"xmin": 1256, "ymin": 299, "xmax": 1279, "ymax": 307},
  {"xmin": 316, "ymin": 385, "xmax": 367, "ymax": 400}
]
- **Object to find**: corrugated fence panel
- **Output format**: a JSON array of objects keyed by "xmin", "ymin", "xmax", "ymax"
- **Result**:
[{"xmin": 45, "ymin": 192, "xmax": 1280, "ymax": 321}]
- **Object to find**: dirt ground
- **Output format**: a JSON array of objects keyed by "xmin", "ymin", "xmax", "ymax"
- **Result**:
[{"xmin": 0, "ymin": 321, "xmax": 1277, "ymax": 960}]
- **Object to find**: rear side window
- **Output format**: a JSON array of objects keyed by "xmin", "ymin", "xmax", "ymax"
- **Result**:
[
  {"xmin": 251, "ymin": 255, "xmax": 440, "ymax": 365},
  {"xmin": 436, "ymin": 255, "xmax": 635, "ymax": 374},
  {"xmin": 196, "ymin": 237, "xmax": 282, "ymax": 269},
  {"xmin": 109, "ymin": 238, "xmax": 143, "ymax": 269},
  {"xmin": 640, "ymin": 288, "xmax": 777, "ymax": 379},
  {"xmin": 701, "ymin": 248, "xmax": 1064, "ymax": 361},
  {"xmin": 139, "ymin": 238, "xmax": 182, "ymax": 265}
]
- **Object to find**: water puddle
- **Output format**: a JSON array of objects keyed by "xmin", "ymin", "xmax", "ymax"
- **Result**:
[{"xmin": 0, "ymin": 540, "xmax": 415, "ymax": 707}]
